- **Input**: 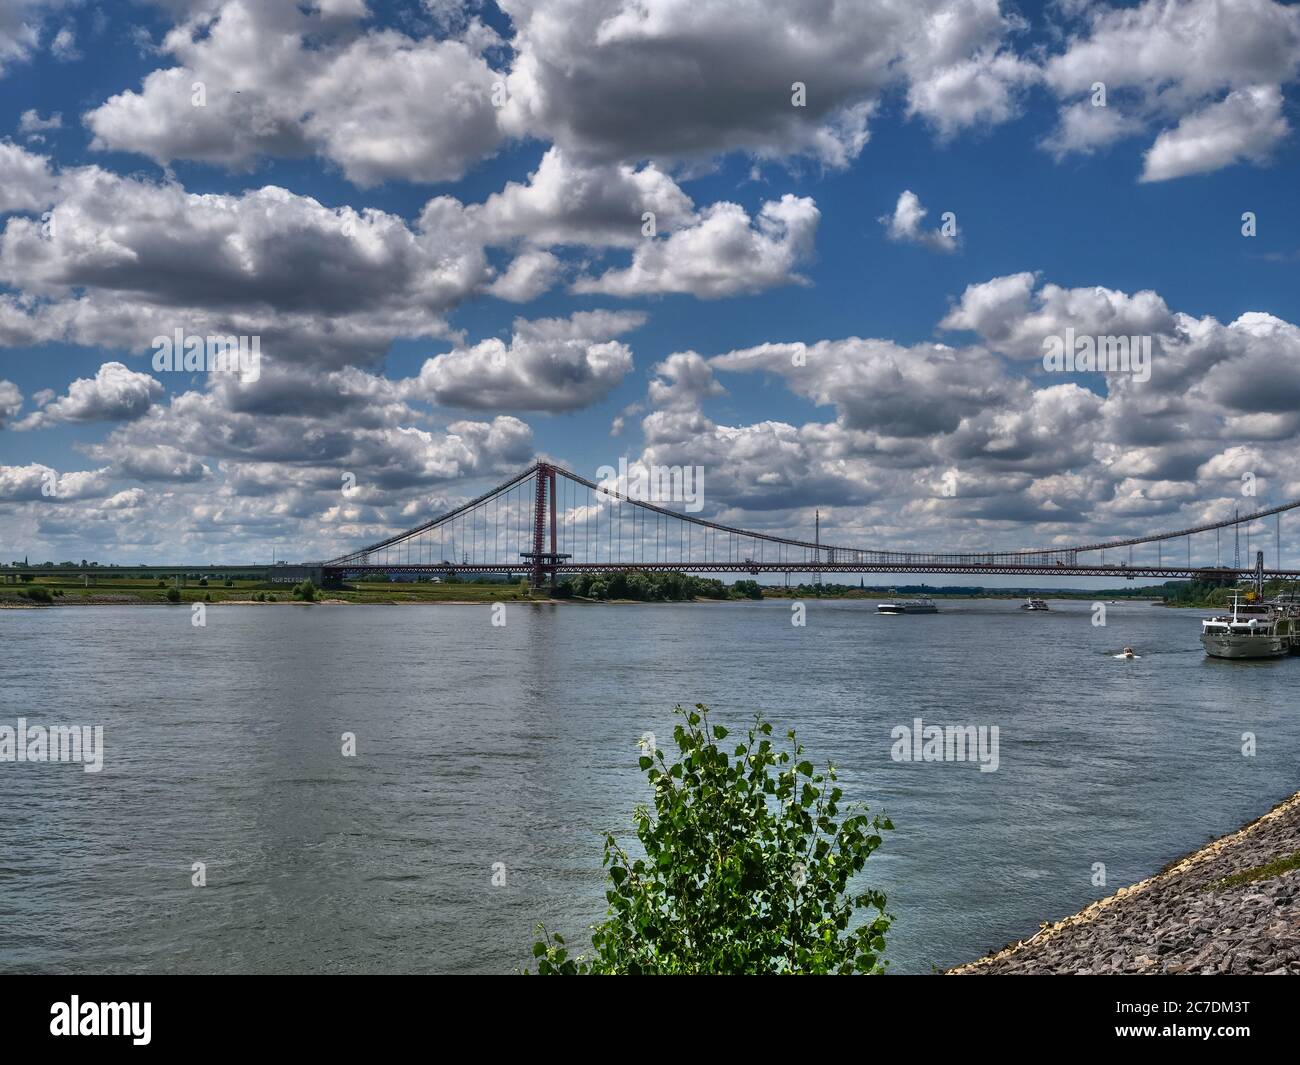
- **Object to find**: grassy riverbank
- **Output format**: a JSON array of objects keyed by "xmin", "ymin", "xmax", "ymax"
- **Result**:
[
  {"xmin": 0, "ymin": 577, "xmax": 537, "ymax": 606},
  {"xmin": 0, "ymin": 571, "xmax": 1203, "ymax": 607}
]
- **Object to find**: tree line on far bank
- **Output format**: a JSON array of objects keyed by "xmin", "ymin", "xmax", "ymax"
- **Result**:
[
  {"xmin": 559, "ymin": 571, "xmax": 763, "ymax": 602},
  {"xmin": 1161, "ymin": 578, "xmax": 1300, "ymax": 608}
]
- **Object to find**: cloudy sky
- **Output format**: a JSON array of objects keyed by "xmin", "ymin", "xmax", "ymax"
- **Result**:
[{"xmin": 2, "ymin": 0, "xmax": 1299, "ymax": 573}]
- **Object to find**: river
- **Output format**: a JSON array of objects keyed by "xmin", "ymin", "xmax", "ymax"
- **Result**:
[{"xmin": 1, "ymin": 598, "xmax": 1296, "ymax": 974}]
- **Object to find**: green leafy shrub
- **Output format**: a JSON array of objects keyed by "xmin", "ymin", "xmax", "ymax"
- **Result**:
[
  {"xmin": 165, "ymin": 587, "xmax": 180, "ymax": 603},
  {"xmin": 291, "ymin": 579, "xmax": 317, "ymax": 602},
  {"xmin": 531, "ymin": 704, "xmax": 892, "ymax": 974},
  {"xmin": 21, "ymin": 585, "xmax": 54, "ymax": 603}
]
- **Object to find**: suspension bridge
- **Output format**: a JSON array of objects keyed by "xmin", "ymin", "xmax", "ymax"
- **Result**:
[{"xmin": 317, "ymin": 461, "xmax": 1300, "ymax": 590}]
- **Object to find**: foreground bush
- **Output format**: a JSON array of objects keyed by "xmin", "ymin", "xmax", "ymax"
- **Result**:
[{"xmin": 531, "ymin": 704, "xmax": 892, "ymax": 974}]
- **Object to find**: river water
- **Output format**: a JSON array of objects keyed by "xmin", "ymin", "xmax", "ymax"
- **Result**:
[{"xmin": 1, "ymin": 598, "xmax": 1296, "ymax": 974}]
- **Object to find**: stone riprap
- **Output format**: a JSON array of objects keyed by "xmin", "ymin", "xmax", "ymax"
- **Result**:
[{"xmin": 951, "ymin": 791, "xmax": 1300, "ymax": 975}]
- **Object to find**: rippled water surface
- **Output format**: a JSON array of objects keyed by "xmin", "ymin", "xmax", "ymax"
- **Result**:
[{"xmin": 2, "ymin": 599, "xmax": 1297, "ymax": 973}]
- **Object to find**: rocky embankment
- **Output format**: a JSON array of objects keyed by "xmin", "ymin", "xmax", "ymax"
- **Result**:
[{"xmin": 951, "ymin": 791, "xmax": 1300, "ymax": 975}]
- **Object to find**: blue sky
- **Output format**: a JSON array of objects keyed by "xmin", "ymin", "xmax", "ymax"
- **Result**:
[{"xmin": 2, "ymin": 0, "xmax": 1300, "ymax": 575}]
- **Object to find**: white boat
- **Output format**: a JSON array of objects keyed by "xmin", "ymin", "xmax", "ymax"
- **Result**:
[
  {"xmin": 1200, "ymin": 594, "xmax": 1291, "ymax": 659},
  {"xmin": 877, "ymin": 597, "xmax": 938, "ymax": 614},
  {"xmin": 1020, "ymin": 597, "xmax": 1049, "ymax": 611}
]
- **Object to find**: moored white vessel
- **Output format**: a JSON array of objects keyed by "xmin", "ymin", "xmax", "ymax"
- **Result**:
[{"xmin": 1200, "ymin": 594, "xmax": 1291, "ymax": 659}]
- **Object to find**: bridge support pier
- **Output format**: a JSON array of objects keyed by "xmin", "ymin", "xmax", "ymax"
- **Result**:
[
  {"xmin": 529, "ymin": 464, "xmax": 557, "ymax": 591},
  {"xmin": 530, "ymin": 464, "xmax": 549, "ymax": 590},
  {"xmin": 519, "ymin": 464, "xmax": 572, "ymax": 592}
]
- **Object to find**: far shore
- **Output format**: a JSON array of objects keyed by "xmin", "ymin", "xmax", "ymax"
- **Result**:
[
  {"xmin": 2, "ymin": 574, "xmax": 1175, "ymax": 609},
  {"xmin": 1, "ymin": 592, "xmax": 1169, "ymax": 609},
  {"xmin": 1, "ymin": 595, "xmax": 562, "ymax": 607},
  {"xmin": 0, "ymin": 594, "xmax": 772, "ymax": 608}
]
